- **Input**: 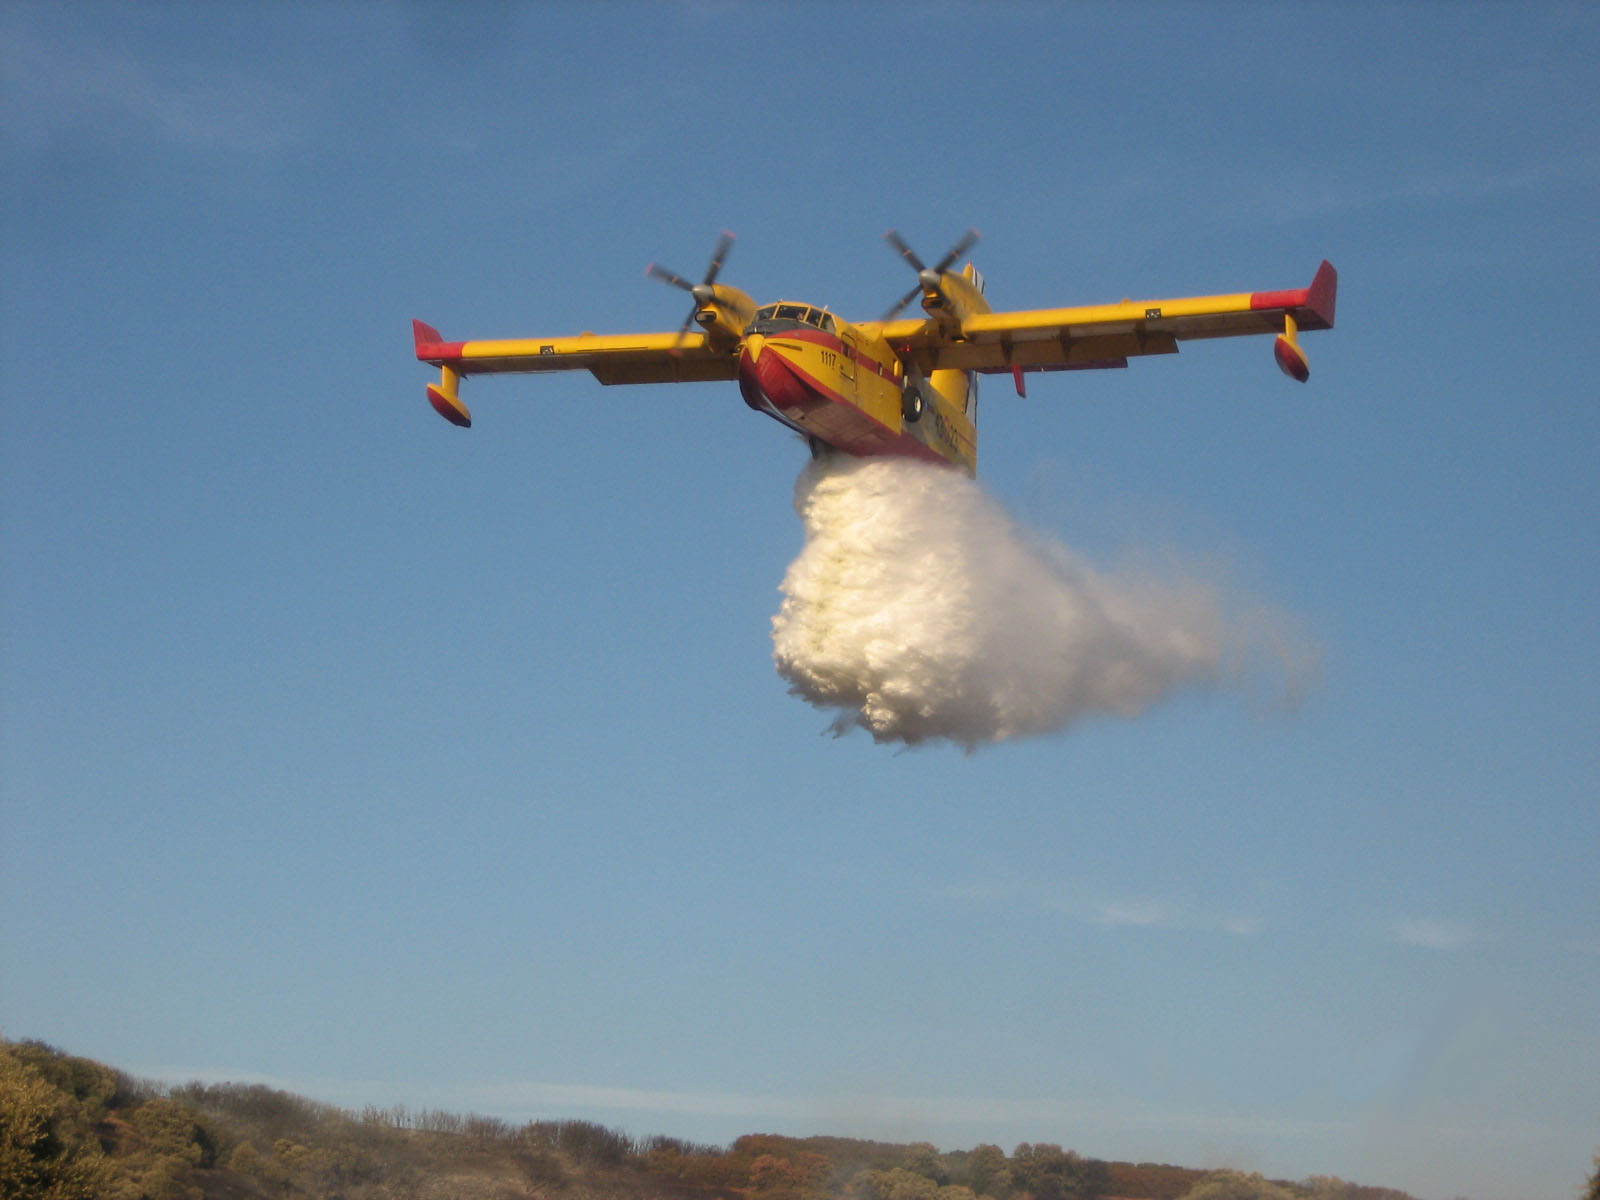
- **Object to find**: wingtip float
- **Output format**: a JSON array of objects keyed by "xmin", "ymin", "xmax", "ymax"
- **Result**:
[
  {"xmin": 411, "ymin": 238, "xmax": 1338, "ymax": 473},
  {"xmin": 1274, "ymin": 319, "xmax": 1312, "ymax": 383},
  {"xmin": 413, "ymin": 320, "xmax": 471, "ymax": 427}
]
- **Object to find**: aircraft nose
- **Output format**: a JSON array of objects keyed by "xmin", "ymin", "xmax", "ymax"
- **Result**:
[{"xmin": 738, "ymin": 331, "xmax": 811, "ymax": 417}]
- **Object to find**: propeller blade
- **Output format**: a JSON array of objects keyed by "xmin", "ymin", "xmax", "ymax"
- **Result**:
[
  {"xmin": 649, "ymin": 232, "xmax": 737, "ymax": 343},
  {"xmin": 647, "ymin": 263, "xmax": 696, "ymax": 292},
  {"xmin": 881, "ymin": 228, "xmax": 979, "ymax": 319},
  {"xmin": 703, "ymin": 231, "xmax": 735, "ymax": 286},
  {"xmin": 931, "ymin": 227, "xmax": 980, "ymax": 274},
  {"xmin": 884, "ymin": 230, "xmax": 926, "ymax": 274},
  {"xmin": 647, "ymin": 232, "xmax": 738, "ymax": 352},
  {"xmin": 881, "ymin": 282, "xmax": 923, "ymax": 322}
]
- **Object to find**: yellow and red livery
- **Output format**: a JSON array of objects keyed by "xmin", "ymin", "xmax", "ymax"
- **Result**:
[{"xmin": 413, "ymin": 231, "xmax": 1336, "ymax": 474}]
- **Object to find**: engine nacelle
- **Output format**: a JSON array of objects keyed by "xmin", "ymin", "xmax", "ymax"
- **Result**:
[{"xmin": 694, "ymin": 284, "xmax": 757, "ymax": 345}]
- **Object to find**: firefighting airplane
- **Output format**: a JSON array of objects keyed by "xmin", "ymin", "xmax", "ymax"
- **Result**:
[{"xmin": 413, "ymin": 231, "xmax": 1336, "ymax": 473}]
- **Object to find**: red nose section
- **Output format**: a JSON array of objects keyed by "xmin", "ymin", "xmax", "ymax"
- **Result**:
[{"xmin": 739, "ymin": 338, "xmax": 817, "ymax": 416}]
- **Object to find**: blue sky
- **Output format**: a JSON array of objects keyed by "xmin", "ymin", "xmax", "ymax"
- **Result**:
[{"xmin": 2, "ymin": 3, "xmax": 1596, "ymax": 1198}]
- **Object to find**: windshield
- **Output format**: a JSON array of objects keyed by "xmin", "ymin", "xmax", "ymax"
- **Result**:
[{"xmin": 751, "ymin": 303, "xmax": 835, "ymax": 333}]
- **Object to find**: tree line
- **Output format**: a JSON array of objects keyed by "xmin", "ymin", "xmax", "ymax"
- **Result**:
[{"xmin": 0, "ymin": 1037, "xmax": 1474, "ymax": 1200}]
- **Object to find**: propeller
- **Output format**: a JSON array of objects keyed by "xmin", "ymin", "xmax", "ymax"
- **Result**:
[
  {"xmin": 647, "ymin": 231, "xmax": 736, "ymax": 344},
  {"xmin": 880, "ymin": 228, "xmax": 980, "ymax": 320}
]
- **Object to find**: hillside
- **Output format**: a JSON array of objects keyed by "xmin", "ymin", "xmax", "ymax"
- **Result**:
[{"xmin": 0, "ymin": 1038, "xmax": 1421, "ymax": 1200}]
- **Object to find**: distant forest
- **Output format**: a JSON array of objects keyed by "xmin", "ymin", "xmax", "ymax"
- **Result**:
[{"xmin": 0, "ymin": 1036, "xmax": 1464, "ymax": 1200}]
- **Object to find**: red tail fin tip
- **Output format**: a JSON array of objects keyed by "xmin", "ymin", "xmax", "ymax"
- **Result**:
[
  {"xmin": 1306, "ymin": 261, "xmax": 1337, "ymax": 329},
  {"xmin": 413, "ymin": 319, "xmax": 444, "ymax": 350}
]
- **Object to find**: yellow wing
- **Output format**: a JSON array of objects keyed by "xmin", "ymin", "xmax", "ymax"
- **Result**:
[
  {"xmin": 414, "ymin": 322, "xmax": 739, "ymax": 384},
  {"xmin": 865, "ymin": 260, "xmax": 1338, "ymax": 381},
  {"xmin": 413, "ymin": 321, "xmax": 740, "ymax": 425}
]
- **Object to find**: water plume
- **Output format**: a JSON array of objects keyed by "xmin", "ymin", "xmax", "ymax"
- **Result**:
[{"xmin": 772, "ymin": 456, "xmax": 1304, "ymax": 749}]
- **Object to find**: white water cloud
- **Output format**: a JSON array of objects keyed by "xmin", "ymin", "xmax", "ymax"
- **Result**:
[{"xmin": 773, "ymin": 457, "xmax": 1313, "ymax": 749}]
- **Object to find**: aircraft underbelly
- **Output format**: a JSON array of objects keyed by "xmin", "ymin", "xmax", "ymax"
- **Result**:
[{"xmin": 739, "ymin": 343, "xmax": 945, "ymax": 464}]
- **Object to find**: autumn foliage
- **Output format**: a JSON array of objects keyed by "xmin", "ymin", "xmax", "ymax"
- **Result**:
[{"xmin": 0, "ymin": 1038, "xmax": 1447, "ymax": 1200}]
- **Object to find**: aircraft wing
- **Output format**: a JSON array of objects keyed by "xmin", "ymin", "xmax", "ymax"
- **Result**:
[
  {"xmin": 413, "ymin": 319, "xmax": 740, "ymax": 426},
  {"xmin": 413, "ymin": 321, "xmax": 740, "ymax": 386},
  {"xmin": 872, "ymin": 260, "xmax": 1337, "ymax": 381}
]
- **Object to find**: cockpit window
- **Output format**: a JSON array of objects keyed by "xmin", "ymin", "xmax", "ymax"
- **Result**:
[{"xmin": 753, "ymin": 304, "xmax": 835, "ymax": 333}]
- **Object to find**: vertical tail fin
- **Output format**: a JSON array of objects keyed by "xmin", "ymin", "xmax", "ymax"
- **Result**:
[{"xmin": 413, "ymin": 319, "xmax": 445, "ymax": 351}]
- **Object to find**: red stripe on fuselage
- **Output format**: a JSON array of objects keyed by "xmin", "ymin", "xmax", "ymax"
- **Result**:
[
  {"xmin": 776, "ymin": 327, "xmax": 901, "ymax": 382},
  {"xmin": 739, "ymin": 337, "xmax": 945, "ymax": 464}
]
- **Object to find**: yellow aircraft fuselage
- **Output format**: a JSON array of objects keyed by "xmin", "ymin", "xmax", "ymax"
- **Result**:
[{"xmin": 737, "ymin": 304, "xmax": 978, "ymax": 472}]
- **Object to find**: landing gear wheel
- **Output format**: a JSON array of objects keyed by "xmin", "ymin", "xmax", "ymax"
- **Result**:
[{"xmin": 902, "ymin": 387, "xmax": 924, "ymax": 423}]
